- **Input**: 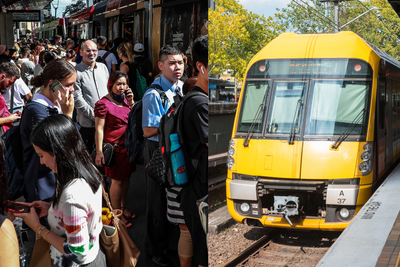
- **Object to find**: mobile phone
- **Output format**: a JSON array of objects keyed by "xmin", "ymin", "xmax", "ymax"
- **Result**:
[
  {"xmin": 7, "ymin": 201, "xmax": 41, "ymax": 216},
  {"xmin": 49, "ymin": 79, "xmax": 65, "ymax": 93},
  {"xmin": 7, "ymin": 201, "xmax": 31, "ymax": 213}
]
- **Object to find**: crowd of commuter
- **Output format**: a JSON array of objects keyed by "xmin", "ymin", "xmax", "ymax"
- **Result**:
[{"xmin": 0, "ymin": 33, "xmax": 208, "ymax": 267}]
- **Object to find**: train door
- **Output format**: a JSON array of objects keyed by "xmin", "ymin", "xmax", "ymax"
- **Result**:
[
  {"xmin": 261, "ymin": 80, "xmax": 307, "ymax": 179},
  {"xmin": 388, "ymin": 80, "xmax": 393, "ymax": 166},
  {"xmin": 376, "ymin": 76, "xmax": 387, "ymax": 180}
]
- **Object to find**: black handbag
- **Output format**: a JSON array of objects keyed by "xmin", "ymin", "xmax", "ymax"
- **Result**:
[
  {"xmin": 91, "ymin": 134, "xmax": 124, "ymax": 168},
  {"xmin": 145, "ymin": 147, "xmax": 167, "ymax": 186},
  {"xmin": 91, "ymin": 142, "xmax": 115, "ymax": 167}
]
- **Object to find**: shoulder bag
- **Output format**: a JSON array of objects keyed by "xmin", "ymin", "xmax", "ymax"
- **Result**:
[{"xmin": 100, "ymin": 186, "xmax": 140, "ymax": 267}]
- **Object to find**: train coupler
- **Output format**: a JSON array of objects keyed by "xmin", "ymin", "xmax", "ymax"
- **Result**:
[{"xmin": 269, "ymin": 196, "xmax": 299, "ymax": 226}]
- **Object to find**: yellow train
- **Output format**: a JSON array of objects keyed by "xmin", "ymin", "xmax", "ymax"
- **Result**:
[{"xmin": 226, "ymin": 31, "xmax": 400, "ymax": 230}]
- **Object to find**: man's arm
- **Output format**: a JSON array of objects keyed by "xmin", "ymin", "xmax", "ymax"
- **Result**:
[
  {"xmin": 143, "ymin": 127, "xmax": 158, "ymax": 138},
  {"xmin": 72, "ymin": 73, "xmax": 95, "ymax": 121}
]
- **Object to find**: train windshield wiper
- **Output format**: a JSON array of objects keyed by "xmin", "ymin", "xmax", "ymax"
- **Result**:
[
  {"xmin": 243, "ymin": 104, "xmax": 265, "ymax": 147},
  {"xmin": 288, "ymin": 99, "xmax": 303, "ymax": 145},
  {"xmin": 331, "ymin": 108, "xmax": 366, "ymax": 149}
]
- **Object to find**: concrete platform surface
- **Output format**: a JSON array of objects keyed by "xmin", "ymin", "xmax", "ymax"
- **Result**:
[
  {"xmin": 209, "ymin": 205, "xmax": 236, "ymax": 234},
  {"xmin": 317, "ymin": 163, "xmax": 400, "ymax": 267}
]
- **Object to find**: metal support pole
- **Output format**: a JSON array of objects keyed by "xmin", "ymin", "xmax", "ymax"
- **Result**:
[{"xmin": 334, "ymin": 0, "xmax": 339, "ymax": 33}]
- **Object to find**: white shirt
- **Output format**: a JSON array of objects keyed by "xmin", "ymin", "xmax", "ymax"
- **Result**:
[
  {"xmin": 32, "ymin": 93, "xmax": 62, "ymax": 114},
  {"xmin": 3, "ymin": 78, "xmax": 31, "ymax": 109},
  {"xmin": 16, "ymin": 58, "xmax": 29, "ymax": 65}
]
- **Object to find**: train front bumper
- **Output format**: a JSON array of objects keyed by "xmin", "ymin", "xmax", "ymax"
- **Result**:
[{"xmin": 227, "ymin": 178, "xmax": 370, "ymax": 230}]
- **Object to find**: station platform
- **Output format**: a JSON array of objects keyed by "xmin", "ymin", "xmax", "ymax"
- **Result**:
[{"xmin": 317, "ymin": 164, "xmax": 400, "ymax": 267}]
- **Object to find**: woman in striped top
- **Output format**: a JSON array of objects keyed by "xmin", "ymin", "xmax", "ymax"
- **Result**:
[{"xmin": 14, "ymin": 114, "xmax": 106, "ymax": 267}]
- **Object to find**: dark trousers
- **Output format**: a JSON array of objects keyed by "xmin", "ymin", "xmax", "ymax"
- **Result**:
[
  {"xmin": 185, "ymin": 212, "xmax": 208, "ymax": 266},
  {"xmin": 144, "ymin": 139, "xmax": 169, "ymax": 256},
  {"xmin": 79, "ymin": 126, "xmax": 96, "ymax": 153}
]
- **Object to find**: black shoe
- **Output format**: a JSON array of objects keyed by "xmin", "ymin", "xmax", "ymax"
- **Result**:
[{"xmin": 147, "ymin": 254, "xmax": 170, "ymax": 267}]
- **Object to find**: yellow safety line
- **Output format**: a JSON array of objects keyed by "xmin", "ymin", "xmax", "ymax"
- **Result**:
[{"xmin": 395, "ymin": 250, "xmax": 400, "ymax": 267}]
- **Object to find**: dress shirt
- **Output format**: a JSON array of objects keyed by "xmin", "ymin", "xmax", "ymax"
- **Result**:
[{"xmin": 73, "ymin": 61, "xmax": 109, "ymax": 127}]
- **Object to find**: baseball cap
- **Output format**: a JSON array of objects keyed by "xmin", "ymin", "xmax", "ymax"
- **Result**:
[{"xmin": 133, "ymin": 43, "xmax": 144, "ymax": 53}]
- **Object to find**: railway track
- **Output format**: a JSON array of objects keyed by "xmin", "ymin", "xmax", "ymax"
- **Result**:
[{"xmin": 222, "ymin": 229, "xmax": 341, "ymax": 267}]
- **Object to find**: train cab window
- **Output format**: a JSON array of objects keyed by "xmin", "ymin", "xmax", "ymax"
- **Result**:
[
  {"xmin": 304, "ymin": 80, "xmax": 370, "ymax": 136},
  {"xmin": 237, "ymin": 81, "xmax": 270, "ymax": 133},
  {"xmin": 266, "ymin": 82, "xmax": 306, "ymax": 134}
]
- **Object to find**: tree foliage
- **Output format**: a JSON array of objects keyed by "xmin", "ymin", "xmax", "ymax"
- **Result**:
[
  {"xmin": 44, "ymin": 14, "xmax": 57, "ymax": 24},
  {"xmin": 276, "ymin": 0, "xmax": 400, "ymax": 59},
  {"xmin": 209, "ymin": 0, "xmax": 285, "ymax": 82},
  {"xmin": 62, "ymin": 0, "xmax": 86, "ymax": 17}
]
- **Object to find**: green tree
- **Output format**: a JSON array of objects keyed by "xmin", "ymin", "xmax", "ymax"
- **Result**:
[
  {"xmin": 44, "ymin": 14, "xmax": 57, "ymax": 24},
  {"xmin": 209, "ymin": 0, "xmax": 285, "ymax": 82},
  {"xmin": 62, "ymin": 0, "xmax": 86, "ymax": 17},
  {"xmin": 276, "ymin": 0, "xmax": 400, "ymax": 59}
]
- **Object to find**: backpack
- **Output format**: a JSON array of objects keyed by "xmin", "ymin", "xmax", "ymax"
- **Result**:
[
  {"xmin": 2, "ymin": 102, "xmax": 49, "ymax": 200},
  {"xmin": 135, "ymin": 69, "xmax": 148, "ymax": 100},
  {"xmin": 157, "ymin": 90, "xmax": 208, "ymax": 187},
  {"xmin": 96, "ymin": 51, "xmax": 110, "ymax": 65},
  {"xmin": 125, "ymin": 84, "xmax": 167, "ymax": 165}
]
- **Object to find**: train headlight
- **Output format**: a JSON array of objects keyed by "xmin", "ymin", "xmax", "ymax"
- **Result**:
[
  {"xmin": 361, "ymin": 151, "xmax": 371, "ymax": 161},
  {"xmin": 359, "ymin": 142, "xmax": 373, "ymax": 175},
  {"xmin": 363, "ymin": 143, "xmax": 372, "ymax": 151},
  {"xmin": 229, "ymin": 139, "xmax": 235, "ymax": 147},
  {"xmin": 338, "ymin": 207, "xmax": 351, "ymax": 220},
  {"xmin": 240, "ymin": 202, "xmax": 251, "ymax": 213},
  {"xmin": 228, "ymin": 139, "xmax": 236, "ymax": 170},
  {"xmin": 359, "ymin": 162, "xmax": 369, "ymax": 173},
  {"xmin": 227, "ymin": 158, "xmax": 234, "ymax": 169}
]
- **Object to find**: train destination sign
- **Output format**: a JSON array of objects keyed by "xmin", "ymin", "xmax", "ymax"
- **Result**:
[
  {"xmin": 8, "ymin": 11, "xmax": 41, "ymax": 22},
  {"xmin": 247, "ymin": 58, "xmax": 373, "ymax": 79}
]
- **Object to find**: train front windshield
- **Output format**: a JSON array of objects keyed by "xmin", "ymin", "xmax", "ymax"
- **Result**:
[{"xmin": 237, "ymin": 59, "xmax": 372, "ymax": 138}]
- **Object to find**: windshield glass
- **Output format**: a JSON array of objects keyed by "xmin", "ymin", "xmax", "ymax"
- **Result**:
[
  {"xmin": 237, "ymin": 80, "xmax": 270, "ymax": 133},
  {"xmin": 266, "ymin": 81, "xmax": 306, "ymax": 134},
  {"xmin": 305, "ymin": 80, "xmax": 370, "ymax": 136}
]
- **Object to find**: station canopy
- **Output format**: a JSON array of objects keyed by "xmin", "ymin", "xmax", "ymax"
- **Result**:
[{"xmin": 0, "ymin": 0, "xmax": 52, "ymax": 10}]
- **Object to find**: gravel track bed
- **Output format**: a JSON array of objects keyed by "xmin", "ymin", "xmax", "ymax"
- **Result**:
[
  {"xmin": 208, "ymin": 222, "xmax": 271, "ymax": 266},
  {"xmin": 208, "ymin": 222, "xmax": 341, "ymax": 267}
]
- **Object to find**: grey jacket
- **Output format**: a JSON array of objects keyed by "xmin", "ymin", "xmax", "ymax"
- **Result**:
[{"xmin": 73, "ymin": 61, "xmax": 109, "ymax": 127}]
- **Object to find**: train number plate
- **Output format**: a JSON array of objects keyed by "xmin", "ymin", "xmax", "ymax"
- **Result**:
[{"xmin": 326, "ymin": 184, "xmax": 359, "ymax": 206}]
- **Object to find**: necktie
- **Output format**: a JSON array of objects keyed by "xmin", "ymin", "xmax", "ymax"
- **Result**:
[{"xmin": 175, "ymin": 87, "xmax": 182, "ymax": 97}]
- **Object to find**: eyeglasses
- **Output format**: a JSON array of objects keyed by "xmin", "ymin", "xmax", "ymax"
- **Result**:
[{"xmin": 85, "ymin": 49, "xmax": 98, "ymax": 53}]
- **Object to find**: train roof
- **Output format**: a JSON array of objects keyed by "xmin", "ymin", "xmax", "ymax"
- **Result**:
[{"xmin": 252, "ymin": 31, "xmax": 400, "ymax": 70}]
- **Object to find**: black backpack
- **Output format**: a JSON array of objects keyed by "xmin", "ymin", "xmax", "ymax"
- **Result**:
[
  {"xmin": 125, "ymin": 84, "xmax": 167, "ymax": 165},
  {"xmin": 157, "ymin": 90, "xmax": 207, "ymax": 187},
  {"xmin": 2, "ymin": 102, "xmax": 49, "ymax": 200},
  {"xmin": 96, "ymin": 51, "xmax": 110, "ymax": 65}
]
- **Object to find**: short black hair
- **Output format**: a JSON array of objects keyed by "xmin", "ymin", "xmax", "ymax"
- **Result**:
[
  {"xmin": 20, "ymin": 46, "xmax": 30, "ymax": 56},
  {"xmin": 0, "ymin": 62, "xmax": 20, "ymax": 79},
  {"xmin": 55, "ymin": 35, "xmax": 62, "ymax": 40},
  {"xmin": 192, "ymin": 35, "xmax": 208, "ymax": 68},
  {"xmin": 159, "ymin": 45, "xmax": 182, "ymax": 63},
  {"xmin": 97, "ymin": 36, "xmax": 107, "ymax": 47}
]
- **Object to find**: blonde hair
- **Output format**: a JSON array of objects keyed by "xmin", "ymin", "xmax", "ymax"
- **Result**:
[{"xmin": 117, "ymin": 42, "xmax": 134, "ymax": 63}]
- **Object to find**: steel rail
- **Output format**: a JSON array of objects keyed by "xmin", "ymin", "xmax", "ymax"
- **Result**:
[{"xmin": 221, "ymin": 228, "xmax": 282, "ymax": 267}]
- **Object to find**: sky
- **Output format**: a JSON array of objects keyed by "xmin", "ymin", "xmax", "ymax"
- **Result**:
[
  {"xmin": 50, "ymin": 0, "xmax": 78, "ymax": 18},
  {"xmin": 237, "ymin": 0, "xmax": 291, "ymax": 18},
  {"xmin": 50, "ymin": 0, "xmax": 292, "ymax": 19}
]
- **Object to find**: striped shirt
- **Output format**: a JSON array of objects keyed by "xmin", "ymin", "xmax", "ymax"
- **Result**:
[{"xmin": 166, "ymin": 186, "xmax": 185, "ymax": 225}]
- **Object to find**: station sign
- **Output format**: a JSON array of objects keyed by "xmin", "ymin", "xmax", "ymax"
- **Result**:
[{"xmin": 8, "ymin": 11, "xmax": 41, "ymax": 22}]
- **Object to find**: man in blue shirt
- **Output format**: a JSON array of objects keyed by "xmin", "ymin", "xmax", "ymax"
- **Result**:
[{"xmin": 142, "ymin": 45, "xmax": 184, "ymax": 267}]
